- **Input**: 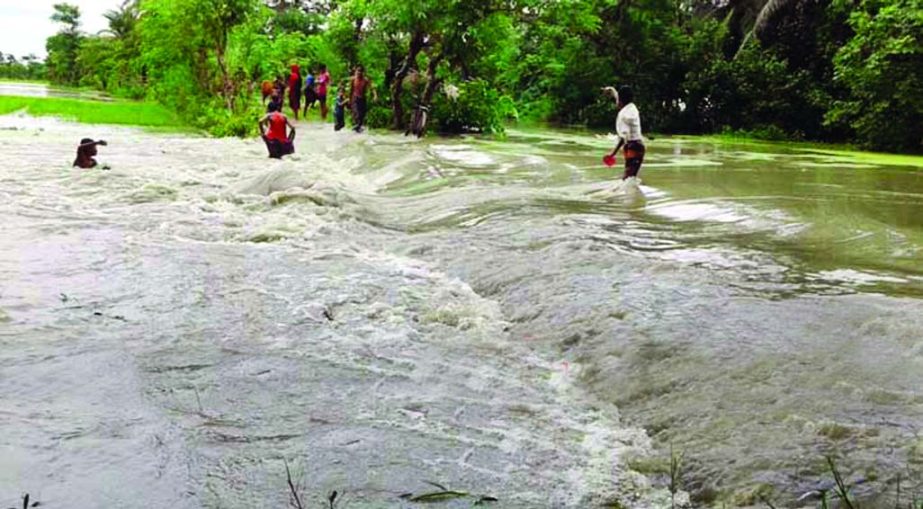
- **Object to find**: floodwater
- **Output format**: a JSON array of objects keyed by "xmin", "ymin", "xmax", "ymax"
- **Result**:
[
  {"xmin": 2, "ymin": 109, "xmax": 923, "ymax": 508},
  {"xmin": 0, "ymin": 82, "xmax": 113, "ymax": 101}
]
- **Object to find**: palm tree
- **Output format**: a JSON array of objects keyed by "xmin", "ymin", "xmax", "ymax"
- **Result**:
[
  {"xmin": 701, "ymin": 0, "xmax": 802, "ymax": 56},
  {"xmin": 733, "ymin": 0, "xmax": 801, "ymax": 56},
  {"xmin": 100, "ymin": 0, "xmax": 140, "ymax": 39}
]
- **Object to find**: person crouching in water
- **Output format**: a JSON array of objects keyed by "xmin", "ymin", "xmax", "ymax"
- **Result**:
[
  {"xmin": 333, "ymin": 83, "xmax": 348, "ymax": 131},
  {"xmin": 73, "ymin": 138, "xmax": 107, "ymax": 169},
  {"xmin": 259, "ymin": 102, "xmax": 296, "ymax": 159},
  {"xmin": 604, "ymin": 85, "xmax": 645, "ymax": 180}
]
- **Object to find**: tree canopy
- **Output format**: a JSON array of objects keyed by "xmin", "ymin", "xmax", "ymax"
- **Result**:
[{"xmin": 39, "ymin": 0, "xmax": 923, "ymax": 151}]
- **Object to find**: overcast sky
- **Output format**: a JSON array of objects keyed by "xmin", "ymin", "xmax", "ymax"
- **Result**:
[{"xmin": 0, "ymin": 1, "xmax": 114, "ymax": 59}]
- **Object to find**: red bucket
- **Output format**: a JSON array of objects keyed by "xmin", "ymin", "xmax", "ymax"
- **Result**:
[{"xmin": 602, "ymin": 154, "xmax": 617, "ymax": 167}]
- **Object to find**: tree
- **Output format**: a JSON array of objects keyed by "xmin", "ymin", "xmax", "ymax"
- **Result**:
[
  {"xmin": 102, "ymin": 1, "xmax": 141, "ymax": 39},
  {"xmin": 51, "ymin": 3, "xmax": 81, "ymax": 33},
  {"xmin": 45, "ymin": 3, "xmax": 83, "ymax": 84},
  {"xmin": 827, "ymin": 0, "xmax": 923, "ymax": 151},
  {"xmin": 141, "ymin": 0, "xmax": 263, "ymax": 112}
]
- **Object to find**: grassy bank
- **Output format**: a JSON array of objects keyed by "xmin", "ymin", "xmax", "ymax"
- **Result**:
[{"xmin": 0, "ymin": 95, "xmax": 192, "ymax": 132}]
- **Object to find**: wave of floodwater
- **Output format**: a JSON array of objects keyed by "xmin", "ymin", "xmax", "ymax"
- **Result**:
[{"xmin": 2, "ymin": 112, "xmax": 923, "ymax": 507}]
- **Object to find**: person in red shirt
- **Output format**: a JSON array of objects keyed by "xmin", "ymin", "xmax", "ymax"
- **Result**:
[
  {"xmin": 258, "ymin": 102, "xmax": 296, "ymax": 159},
  {"xmin": 287, "ymin": 64, "xmax": 302, "ymax": 120}
]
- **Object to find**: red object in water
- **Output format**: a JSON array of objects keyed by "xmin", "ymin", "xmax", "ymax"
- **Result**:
[{"xmin": 603, "ymin": 154, "xmax": 617, "ymax": 167}]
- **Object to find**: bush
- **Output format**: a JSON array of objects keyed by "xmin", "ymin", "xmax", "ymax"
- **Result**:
[
  {"xmin": 365, "ymin": 103, "xmax": 392, "ymax": 129},
  {"xmin": 683, "ymin": 45, "xmax": 827, "ymax": 139},
  {"xmin": 826, "ymin": 0, "xmax": 923, "ymax": 152},
  {"xmin": 431, "ymin": 79, "xmax": 514, "ymax": 135},
  {"xmin": 719, "ymin": 124, "xmax": 790, "ymax": 141}
]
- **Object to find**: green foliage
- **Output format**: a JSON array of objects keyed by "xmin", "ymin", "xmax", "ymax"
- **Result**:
[
  {"xmin": 431, "ymin": 79, "xmax": 513, "ymax": 134},
  {"xmin": 29, "ymin": 0, "xmax": 923, "ymax": 152},
  {"xmin": 137, "ymin": 0, "xmax": 265, "ymax": 134},
  {"xmin": 0, "ymin": 54, "xmax": 45, "ymax": 81},
  {"xmin": 827, "ymin": 0, "xmax": 923, "ymax": 152},
  {"xmin": 46, "ymin": 3, "xmax": 83, "ymax": 85},
  {"xmin": 365, "ymin": 104, "xmax": 393, "ymax": 129},
  {"xmin": 683, "ymin": 44, "xmax": 824, "ymax": 140}
]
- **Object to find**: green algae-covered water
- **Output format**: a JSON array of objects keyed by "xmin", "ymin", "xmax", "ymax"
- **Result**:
[{"xmin": 1, "ymin": 106, "xmax": 922, "ymax": 507}]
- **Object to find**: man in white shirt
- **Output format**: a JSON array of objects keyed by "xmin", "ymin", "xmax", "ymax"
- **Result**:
[{"xmin": 603, "ymin": 85, "xmax": 646, "ymax": 179}]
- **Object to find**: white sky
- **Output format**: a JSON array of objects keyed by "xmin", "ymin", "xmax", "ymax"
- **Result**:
[{"xmin": 0, "ymin": 1, "xmax": 114, "ymax": 59}]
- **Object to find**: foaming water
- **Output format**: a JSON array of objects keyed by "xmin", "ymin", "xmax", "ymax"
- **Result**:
[{"xmin": 2, "ymin": 111, "xmax": 923, "ymax": 507}]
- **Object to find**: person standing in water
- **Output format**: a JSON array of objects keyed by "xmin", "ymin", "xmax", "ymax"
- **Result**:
[
  {"xmin": 349, "ymin": 66, "xmax": 376, "ymax": 132},
  {"xmin": 260, "ymin": 79, "xmax": 275, "ymax": 105},
  {"xmin": 287, "ymin": 64, "xmax": 302, "ymax": 120},
  {"xmin": 604, "ymin": 85, "xmax": 645, "ymax": 180},
  {"xmin": 267, "ymin": 86, "xmax": 284, "ymax": 113},
  {"xmin": 333, "ymin": 82, "xmax": 348, "ymax": 131},
  {"xmin": 302, "ymin": 66, "xmax": 317, "ymax": 119},
  {"xmin": 316, "ymin": 64, "xmax": 331, "ymax": 121},
  {"xmin": 73, "ymin": 138, "xmax": 107, "ymax": 169},
  {"xmin": 273, "ymin": 74, "xmax": 287, "ymax": 99},
  {"xmin": 258, "ymin": 102, "xmax": 296, "ymax": 159}
]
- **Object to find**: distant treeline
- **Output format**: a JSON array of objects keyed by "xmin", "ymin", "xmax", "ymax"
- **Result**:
[
  {"xmin": 0, "ymin": 53, "xmax": 45, "ymax": 81},
  {"xmin": 41, "ymin": 0, "xmax": 923, "ymax": 151}
]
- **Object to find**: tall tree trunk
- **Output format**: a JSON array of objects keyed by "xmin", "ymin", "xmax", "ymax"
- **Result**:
[
  {"xmin": 347, "ymin": 17, "xmax": 363, "ymax": 68},
  {"xmin": 421, "ymin": 54, "xmax": 443, "ymax": 105},
  {"xmin": 391, "ymin": 30, "xmax": 426, "ymax": 130},
  {"xmin": 215, "ymin": 43, "xmax": 235, "ymax": 111},
  {"xmin": 414, "ymin": 52, "xmax": 444, "ymax": 137}
]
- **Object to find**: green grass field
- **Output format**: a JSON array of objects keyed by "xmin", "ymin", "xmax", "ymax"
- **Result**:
[{"xmin": 0, "ymin": 95, "xmax": 191, "ymax": 132}]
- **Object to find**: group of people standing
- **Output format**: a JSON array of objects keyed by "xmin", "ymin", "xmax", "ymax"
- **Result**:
[
  {"xmin": 257, "ymin": 68, "xmax": 644, "ymax": 180},
  {"xmin": 258, "ymin": 64, "xmax": 376, "ymax": 159}
]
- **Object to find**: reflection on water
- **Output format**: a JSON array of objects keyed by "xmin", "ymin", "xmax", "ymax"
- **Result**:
[{"xmin": 1, "ymin": 108, "xmax": 923, "ymax": 507}]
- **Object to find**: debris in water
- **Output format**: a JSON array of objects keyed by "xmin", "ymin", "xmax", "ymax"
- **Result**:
[
  {"xmin": 399, "ymin": 482, "xmax": 498, "ymax": 504},
  {"xmin": 327, "ymin": 490, "xmax": 338, "ymax": 508},
  {"xmin": 408, "ymin": 490, "xmax": 469, "ymax": 502},
  {"xmin": 422, "ymin": 480, "xmax": 447, "ymax": 491}
]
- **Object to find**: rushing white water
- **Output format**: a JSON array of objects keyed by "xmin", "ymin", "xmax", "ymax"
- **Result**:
[
  {"xmin": 0, "ymin": 116, "xmax": 677, "ymax": 508},
  {"xmin": 2, "ymin": 109, "xmax": 923, "ymax": 508}
]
